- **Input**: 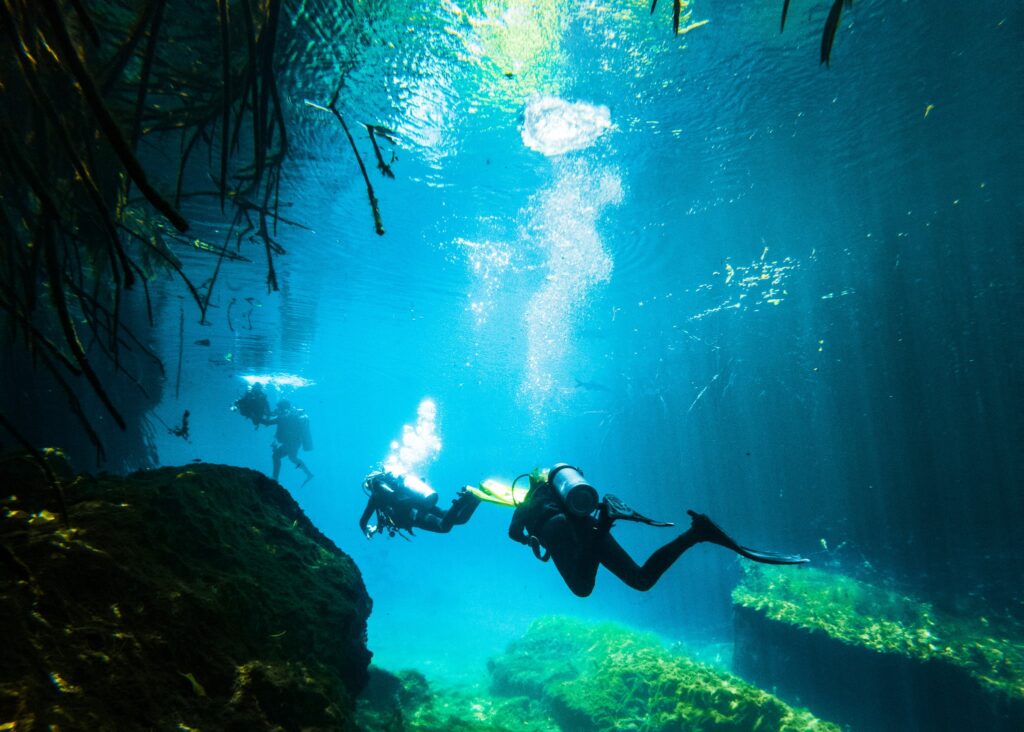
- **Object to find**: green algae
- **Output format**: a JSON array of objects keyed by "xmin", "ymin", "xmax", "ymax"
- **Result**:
[
  {"xmin": 356, "ymin": 617, "xmax": 839, "ymax": 731},
  {"xmin": 0, "ymin": 458, "xmax": 372, "ymax": 730},
  {"xmin": 487, "ymin": 616, "xmax": 839, "ymax": 732},
  {"xmin": 357, "ymin": 666, "xmax": 558, "ymax": 732},
  {"xmin": 732, "ymin": 564, "xmax": 1024, "ymax": 701}
]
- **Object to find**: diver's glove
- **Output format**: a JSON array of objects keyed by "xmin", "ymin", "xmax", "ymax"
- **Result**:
[
  {"xmin": 528, "ymin": 536, "xmax": 550, "ymax": 562},
  {"xmin": 363, "ymin": 524, "xmax": 377, "ymax": 539}
]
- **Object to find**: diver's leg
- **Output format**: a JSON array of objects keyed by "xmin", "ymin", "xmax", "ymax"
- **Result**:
[
  {"xmin": 439, "ymin": 491, "xmax": 481, "ymax": 531},
  {"xmin": 597, "ymin": 526, "xmax": 701, "ymax": 592},
  {"xmin": 271, "ymin": 444, "xmax": 283, "ymax": 481},
  {"xmin": 413, "ymin": 507, "xmax": 448, "ymax": 533},
  {"xmin": 539, "ymin": 514, "xmax": 601, "ymax": 598},
  {"xmin": 288, "ymin": 446, "xmax": 314, "ymax": 485}
]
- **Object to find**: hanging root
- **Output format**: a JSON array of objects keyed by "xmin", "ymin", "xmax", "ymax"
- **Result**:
[
  {"xmin": 37, "ymin": 0, "xmax": 188, "ymax": 232},
  {"xmin": 0, "ymin": 413, "xmax": 71, "ymax": 530},
  {"xmin": 307, "ymin": 96, "xmax": 385, "ymax": 236}
]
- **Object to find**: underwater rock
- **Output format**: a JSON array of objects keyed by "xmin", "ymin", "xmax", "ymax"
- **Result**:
[
  {"xmin": 487, "ymin": 616, "xmax": 839, "ymax": 732},
  {"xmin": 356, "ymin": 665, "xmax": 556, "ymax": 731},
  {"xmin": 0, "ymin": 457, "xmax": 372, "ymax": 730},
  {"xmin": 732, "ymin": 564, "xmax": 1024, "ymax": 731}
]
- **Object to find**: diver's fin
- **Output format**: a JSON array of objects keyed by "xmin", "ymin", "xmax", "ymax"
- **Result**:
[
  {"xmin": 467, "ymin": 479, "xmax": 529, "ymax": 507},
  {"xmin": 687, "ymin": 510, "xmax": 809, "ymax": 565},
  {"xmin": 732, "ymin": 545, "xmax": 809, "ymax": 565},
  {"xmin": 603, "ymin": 494, "xmax": 674, "ymax": 527}
]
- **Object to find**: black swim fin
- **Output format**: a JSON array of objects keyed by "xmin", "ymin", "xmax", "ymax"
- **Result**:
[{"xmin": 687, "ymin": 510, "xmax": 809, "ymax": 565}]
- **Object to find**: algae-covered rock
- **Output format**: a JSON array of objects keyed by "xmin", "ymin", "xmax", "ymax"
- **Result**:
[
  {"xmin": 487, "ymin": 616, "xmax": 839, "ymax": 732},
  {"xmin": 357, "ymin": 666, "xmax": 557, "ymax": 732},
  {"xmin": 732, "ymin": 564, "xmax": 1024, "ymax": 731},
  {"xmin": 733, "ymin": 564, "xmax": 1024, "ymax": 699},
  {"xmin": 0, "ymin": 458, "xmax": 372, "ymax": 730}
]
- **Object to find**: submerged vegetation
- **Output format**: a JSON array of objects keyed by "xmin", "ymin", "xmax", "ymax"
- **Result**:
[
  {"xmin": 356, "ymin": 616, "xmax": 842, "ymax": 731},
  {"xmin": 487, "ymin": 616, "xmax": 839, "ymax": 731},
  {"xmin": 0, "ymin": 0, "xmax": 291, "ymax": 466},
  {"xmin": 0, "ymin": 0, "xmax": 396, "ymax": 468},
  {"xmin": 733, "ymin": 564, "xmax": 1024, "ymax": 701}
]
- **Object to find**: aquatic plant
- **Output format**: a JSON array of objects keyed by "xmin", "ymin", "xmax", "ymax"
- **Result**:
[
  {"xmin": 649, "ymin": 0, "xmax": 854, "ymax": 66},
  {"xmin": 357, "ymin": 665, "xmax": 559, "ymax": 731},
  {"xmin": 780, "ymin": 0, "xmax": 854, "ymax": 66},
  {"xmin": 0, "ymin": 0, "xmax": 293, "ymax": 466},
  {"xmin": 733, "ymin": 564, "xmax": 1024, "ymax": 701},
  {"xmin": 488, "ymin": 615, "xmax": 840, "ymax": 731}
]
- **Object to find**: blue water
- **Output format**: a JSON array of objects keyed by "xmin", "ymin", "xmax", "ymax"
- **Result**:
[{"xmin": 149, "ymin": 0, "xmax": 1023, "ymax": 694}]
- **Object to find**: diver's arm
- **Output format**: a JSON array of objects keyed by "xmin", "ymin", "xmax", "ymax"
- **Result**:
[
  {"xmin": 508, "ymin": 505, "xmax": 530, "ymax": 544},
  {"xmin": 358, "ymin": 497, "xmax": 377, "ymax": 538}
]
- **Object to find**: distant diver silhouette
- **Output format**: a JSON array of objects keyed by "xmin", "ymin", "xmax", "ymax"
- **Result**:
[
  {"xmin": 233, "ymin": 382, "xmax": 271, "ymax": 429},
  {"xmin": 265, "ymin": 400, "xmax": 314, "ymax": 486},
  {"xmin": 479, "ymin": 464, "xmax": 807, "ymax": 598},
  {"xmin": 169, "ymin": 410, "xmax": 191, "ymax": 441}
]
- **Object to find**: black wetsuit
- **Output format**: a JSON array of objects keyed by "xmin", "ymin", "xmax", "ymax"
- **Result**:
[
  {"xmin": 508, "ymin": 478, "xmax": 701, "ymax": 597},
  {"xmin": 235, "ymin": 387, "xmax": 270, "ymax": 427},
  {"xmin": 266, "ymin": 408, "xmax": 312, "ymax": 482},
  {"xmin": 360, "ymin": 477, "xmax": 480, "ymax": 537}
]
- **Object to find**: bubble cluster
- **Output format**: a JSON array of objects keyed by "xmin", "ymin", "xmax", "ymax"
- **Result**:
[
  {"xmin": 520, "ymin": 161, "xmax": 622, "ymax": 418},
  {"xmin": 521, "ymin": 96, "xmax": 612, "ymax": 156},
  {"xmin": 383, "ymin": 398, "xmax": 443, "ymax": 478}
]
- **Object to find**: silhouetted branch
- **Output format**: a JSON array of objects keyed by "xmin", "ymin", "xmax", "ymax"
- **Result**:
[
  {"xmin": 38, "ymin": 0, "xmax": 189, "ymax": 232},
  {"xmin": 820, "ymin": 0, "xmax": 852, "ymax": 67},
  {"xmin": 366, "ymin": 125, "xmax": 396, "ymax": 178},
  {"xmin": 307, "ymin": 98, "xmax": 385, "ymax": 235}
]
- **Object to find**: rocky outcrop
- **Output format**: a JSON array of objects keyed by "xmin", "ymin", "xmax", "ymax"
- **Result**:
[
  {"xmin": 732, "ymin": 564, "xmax": 1024, "ymax": 731},
  {"xmin": 356, "ymin": 617, "xmax": 840, "ymax": 731},
  {"xmin": 0, "ymin": 455, "xmax": 372, "ymax": 731}
]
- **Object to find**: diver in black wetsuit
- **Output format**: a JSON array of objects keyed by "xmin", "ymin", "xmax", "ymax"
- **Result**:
[
  {"xmin": 265, "ymin": 400, "xmax": 314, "ymax": 485},
  {"xmin": 359, "ymin": 470, "xmax": 481, "ymax": 539},
  {"xmin": 233, "ymin": 382, "xmax": 271, "ymax": 429},
  {"xmin": 508, "ymin": 464, "xmax": 807, "ymax": 598}
]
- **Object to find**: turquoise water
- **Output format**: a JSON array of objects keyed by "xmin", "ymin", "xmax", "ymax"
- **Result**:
[{"xmin": 149, "ymin": 0, "xmax": 1022, "ymax": 711}]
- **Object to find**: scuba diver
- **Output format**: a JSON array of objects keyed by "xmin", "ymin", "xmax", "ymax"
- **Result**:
[
  {"xmin": 233, "ymin": 382, "xmax": 271, "ymax": 429},
  {"xmin": 359, "ymin": 470, "xmax": 481, "ymax": 539},
  {"xmin": 488, "ymin": 464, "xmax": 807, "ymax": 598},
  {"xmin": 265, "ymin": 400, "xmax": 314, "ymax": 485}
]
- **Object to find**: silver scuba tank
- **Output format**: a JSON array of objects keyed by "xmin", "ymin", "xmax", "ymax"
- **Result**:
[
  {"xmin": 400, "ymin": 473, "xmax": 438, "ymax": 506},
  {"xmin": 375, "ymin": 471, "xmax": 438, "ymax": 507},
  {"xmin": 549, "ymin": 463, "xmax": 599, "ymax": 517}
]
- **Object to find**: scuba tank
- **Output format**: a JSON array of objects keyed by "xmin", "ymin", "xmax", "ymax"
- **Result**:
[
  {"xmin": 399, "ymin": 473, "xmax": 438, "ymax": 506},
  {"xmin": 374, "ymin": 471, "xmax": 438, "ymax": 508},
  {"xmin": 301, "ymin": 414, "xmax": 313, "ymax": 451},
  {"xmin": 549, "ymin": 463, "xmax": 599, "ymax": 517}
]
